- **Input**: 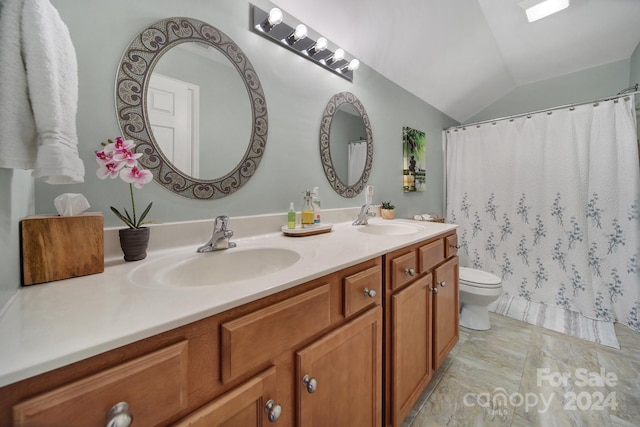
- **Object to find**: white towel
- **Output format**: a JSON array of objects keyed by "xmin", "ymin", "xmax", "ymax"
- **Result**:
[{"xmin": 0, "ymin": 0, "xmax": 84, "ymax": 184}]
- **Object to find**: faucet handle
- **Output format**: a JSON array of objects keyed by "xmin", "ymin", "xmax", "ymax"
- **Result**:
[{"xmin": 214, "ymin": 215, "xmax": 230, "ymax": 231}]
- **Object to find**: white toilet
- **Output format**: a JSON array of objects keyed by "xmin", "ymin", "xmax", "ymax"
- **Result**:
[{"xmin": 459, "ymin": 267, "xmax": 503, "ymax": 331}]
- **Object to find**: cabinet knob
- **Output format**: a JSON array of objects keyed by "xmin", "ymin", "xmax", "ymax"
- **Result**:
[
  {"xmin": 363, "ymin": 288, "xmax": 377, "ymax": 298},
  {"xmin": 404, "ymin": 267, "xmax": 416, "ymax": 276},
  {"xmin": 105, "ymin": 402, "xmax": 132, "ymax": 427},
  {"xmin": 439, "ymin": 281, "xmax": 447, "ymax": 287},
  {"xmin": 430, "ymin": 287, "xmax": 439, "ymax": 294},
  {"xmin": 302, "ymin": 374, "xmax": 318, "ymax": 393},
  {"xmin": 450, "ymin": 244, "xmax": 459, "ymax": 249},
  {"xmin": 264, "ymin": 399, "xmax": 282, "ymax": 422}
]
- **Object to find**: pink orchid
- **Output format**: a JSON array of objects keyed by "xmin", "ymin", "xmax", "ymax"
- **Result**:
[
  {"xmin": 113, "ymin": 148, "xmax": 142, "ymax": 167},
  {"xmin": 103, "ymin": 137, "xmax": 136, "ymax": 154},
  {"xmin": 96, "ymin": 136, "xmax": 154, "ymax": 229},
  {"xmin": 120, "ymin": 165, "xmax": 153, "ymax": 189},
  {"xmin": 96, "ymin": 161, "xmax": 124, "ymax": 179},
  {"xmin": 95, "ymin": 149, "xmax": 114, "ymax": 166}
]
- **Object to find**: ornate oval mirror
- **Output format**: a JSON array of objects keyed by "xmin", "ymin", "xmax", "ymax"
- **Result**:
[
  {"xmin": 320, "ymin": 92, "xmax": 373, "ymax": 198},
  {"xmin": 116, "ymin": 17, "xmax": 267, "ymax": 199}
]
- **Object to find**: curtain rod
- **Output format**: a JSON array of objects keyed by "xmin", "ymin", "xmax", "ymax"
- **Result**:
[{"xmin": 445, "ymin": 89, "xmax": 640, "ymax": 132}]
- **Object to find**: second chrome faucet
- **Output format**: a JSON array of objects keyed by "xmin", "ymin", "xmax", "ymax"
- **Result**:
[{"xmin": 353, "ymin": 204, "xmax": 376, "ymax": 226}]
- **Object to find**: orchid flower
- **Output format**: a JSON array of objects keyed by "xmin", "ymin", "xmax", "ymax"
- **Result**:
[
  {"xmin": 94, "ymin": 149, "xmax": 114, "ymax": 166},
  {"xmin": 113, "ymin": 148, "xmax": 143, "ymax": 167},
  {"xmin": 120, "ymin": 165, "xmax": 153, "ymax": 189},
  {"xmin": 97, "ymin": 161, "xmax": 124, "ymax": 179},
  {"xmin": 95, "ymin": 137, "xmax": 153, "ymax": 229}
]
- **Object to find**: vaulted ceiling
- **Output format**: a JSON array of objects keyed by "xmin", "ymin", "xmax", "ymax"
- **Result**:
[{"xmin": 271, "ymin": 0, "xmax": 640, "ymax": 123}]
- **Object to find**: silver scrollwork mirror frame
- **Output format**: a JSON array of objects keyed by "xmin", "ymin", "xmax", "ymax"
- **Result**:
[
  {"xmin": 319, "ymin": 92, "xmax": 373, "ymax": 198},
  {"xmin": 115, "ymin": 17, "xmax": 268, "ymax": 199}
]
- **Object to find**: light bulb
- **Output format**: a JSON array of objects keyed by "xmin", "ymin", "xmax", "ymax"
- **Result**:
[
  {"xmin": 333, "ymin": 48, "xmax": 345, "ymax": 62},
  {"xmin": 284, "ymin": 24, "xmax": 307, "ymax": 45},
  {"xmin": 315, "ymin": 37, "xmax": 328, "ymax": 51},
  {"xmin": 306, "ymin": 37, "xmax": 328, "ymax": 56},
  {"xmin": 268, "ymin": 8, "xmax": 283, "ymax": 26},
  {"xmin": 347, "ymin": 59, "xmax": 360, "ymax": 71},
  {"xmin": 294, "ymin": 24, "xmax": 307, "ymax": 40},
  {"xmin": 338, "ymin": 58, "xmax": 361, "ymax": 74}
]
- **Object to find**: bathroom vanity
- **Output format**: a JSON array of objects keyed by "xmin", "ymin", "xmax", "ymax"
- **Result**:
[{"xmin": 0, "ymin": 215, "xmax": 458, "ymax": 427}]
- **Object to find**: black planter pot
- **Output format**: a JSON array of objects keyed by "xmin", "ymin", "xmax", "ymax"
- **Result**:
[{"xmin": 118, "ymin": 227, "xmax": 150, "ymax": 262}]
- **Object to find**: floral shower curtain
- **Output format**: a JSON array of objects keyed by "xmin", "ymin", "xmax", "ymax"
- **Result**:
[{"xmin": 445, "ymin": 95, "xmax": 640, "ymax": 331}]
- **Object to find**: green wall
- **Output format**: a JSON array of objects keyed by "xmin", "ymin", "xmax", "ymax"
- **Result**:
[{"xmin": 466, "ymin": 59, "xmax": 632, "ymax": 124}]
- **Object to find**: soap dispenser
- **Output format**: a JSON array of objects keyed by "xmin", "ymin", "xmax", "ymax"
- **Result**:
[
  {"xmin": 301, "ymin": 190, "xmax": 315, "ymax": 227},
  {"xmin": 287, "ymin": 202, "xmax": 296, "ymax": 229},
  {"xmin": 311, "ymin": 187, "xmax": 321, "ymax": 224}
]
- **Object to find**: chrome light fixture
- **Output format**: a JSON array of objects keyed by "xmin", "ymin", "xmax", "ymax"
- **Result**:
[
  {"xmin": 519, "ymin": 0, "xmax": 569, "ymax": 22},
  {"xmin": 250, "ymin": 4, "xmax": 359, "ymax": 82}
]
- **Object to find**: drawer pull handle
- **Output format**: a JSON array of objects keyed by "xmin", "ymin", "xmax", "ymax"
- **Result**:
[
  {"xmin": 404, "ymin": 267, "xmax": 416, "ymax": 276},
  {"xmin": 264, "ymin": 399, "xmax": 282, "ymax": 422},
  {"xmin": 363, "ymin": 288, "xmax": 377, "ymax": 298},
  {"xmin": 439, "ymin": 281, "xmax": 447, "ymax": 287},
  {"xmin": 105, "ymin": 402, "xmax": 132, "ymax": 427},
  {"xmin": 302, "ymin": 374, "xmax": 318, "ymax": 393}
]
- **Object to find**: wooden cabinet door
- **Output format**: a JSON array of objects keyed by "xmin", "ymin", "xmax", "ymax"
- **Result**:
[
  {"xmin": 390, "ymin": 274, "xmax": 433, "ymax": 427},
  {"xmin": 173, "ymin": 367, "xmax": 278, "ymax": 427},
  {"xmin": 296, "ymin": 306, "xmax": 382, "ymax": 427},
  {"xmin": 433, "ymin": 256, "xmax": 459, "ymax": 371}
]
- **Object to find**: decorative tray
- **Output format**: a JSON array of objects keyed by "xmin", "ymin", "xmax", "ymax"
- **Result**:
[{"xmin": 281, "ymin": 223, "xmax": 333, "ymax": 237}]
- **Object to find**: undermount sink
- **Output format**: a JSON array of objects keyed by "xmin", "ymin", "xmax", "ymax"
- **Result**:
[
  {"xmin": 131, "ymin": 247, "xmax": 301, "ymax": 288},
  {"xmin": 357, "ymin": 222, "xmax": 422, "ymax": 236}
]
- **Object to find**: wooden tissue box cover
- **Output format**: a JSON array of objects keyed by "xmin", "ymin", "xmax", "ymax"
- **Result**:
[{"xmin": 21, "ymin": 213, "xmax": 104, "ymax": 285}]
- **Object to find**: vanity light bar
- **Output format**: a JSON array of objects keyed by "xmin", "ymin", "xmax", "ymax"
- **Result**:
[{"xmin": 250, "ymin": 4, "xmax": 359, "ymax": 82}]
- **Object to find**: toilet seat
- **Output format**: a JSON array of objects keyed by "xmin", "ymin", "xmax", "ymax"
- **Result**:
[{"xmin": 459, "ymin": 267, "xmax": 502, "ymax": 289}]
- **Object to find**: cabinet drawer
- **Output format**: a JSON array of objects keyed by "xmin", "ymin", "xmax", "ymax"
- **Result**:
[
  {"xmin": 344, "ymin": 265, "xmax": 381, "ymax": 317},
  {"xmin": 221, "ymin": 285, "xmax": 332, "ymax": 382},
  {"xmin": 13, "ymin": 341, "xmax": 189, "ymax": 427},
  {"xmin": 390, "ymin": 252, "xmax": 418, "ymax": 290},
  {"xmin": 418, "ymin": 239, "xmax": 445, "ymax": 273},
  {"xmin": 445, "ymin": 233, "xmax": 458, "ymax": 258}
]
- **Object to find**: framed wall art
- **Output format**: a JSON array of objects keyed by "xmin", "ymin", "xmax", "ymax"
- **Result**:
[{"xmin": 402, "ymin": 126, "xmax": 426, "ymax": 192}]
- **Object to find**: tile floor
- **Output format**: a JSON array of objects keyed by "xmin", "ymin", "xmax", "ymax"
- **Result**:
[{"xmin": 402, "ymin": 313, "xmax": 640, "ymax": 427}]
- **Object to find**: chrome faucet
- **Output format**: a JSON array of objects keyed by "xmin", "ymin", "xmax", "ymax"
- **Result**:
[
  {"xmin": 352, "ymin": 204, "xmax": 376, "ymax": 226},
  {"xmin": 197, "ymin": 215, "xmax": 237, "ymax": 253}
]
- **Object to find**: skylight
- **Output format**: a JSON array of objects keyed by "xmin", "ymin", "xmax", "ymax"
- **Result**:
[{"xmin": 519, "ymin": 0, "xmax": 570, "ymax": 22}]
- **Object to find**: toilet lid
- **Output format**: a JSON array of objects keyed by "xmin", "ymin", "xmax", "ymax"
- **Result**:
[{"xmin": 459, "ymin": 267, "xmax": 502, "ymax": 287}]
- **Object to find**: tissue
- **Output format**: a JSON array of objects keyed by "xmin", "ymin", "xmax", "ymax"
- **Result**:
[{"xmin": 54, "ymin": 193, "xmax": 90, "ymax": 216}]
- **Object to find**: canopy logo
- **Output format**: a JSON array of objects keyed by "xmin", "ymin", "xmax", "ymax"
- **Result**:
[{"xmin": 463, "ymin": 367, "xmax": 618, "ymax": 416}]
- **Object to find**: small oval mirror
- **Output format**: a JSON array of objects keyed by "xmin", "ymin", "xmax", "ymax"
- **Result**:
[{"xmin": 319, "ymin": 92, "xmax": 373, "ymax": 198}]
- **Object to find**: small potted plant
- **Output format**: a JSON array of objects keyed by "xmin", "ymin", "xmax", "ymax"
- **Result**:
[
  {"xmin": 380, "ymin": 201, "xmax": 395, "ymax": 219},
  {"xmin": 95, "ymin": 137, "xmax": 153, "ymax": 261}
]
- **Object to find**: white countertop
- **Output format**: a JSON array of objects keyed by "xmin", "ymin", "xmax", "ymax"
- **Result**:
[{"xmin": 0, "ymin": 210, "xmax": 456, "ymax": 387}]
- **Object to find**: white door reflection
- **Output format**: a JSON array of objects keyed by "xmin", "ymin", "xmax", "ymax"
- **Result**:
[{"xmin": 148, "ymin": 73, "xmax": 200, "ymax": 177}]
